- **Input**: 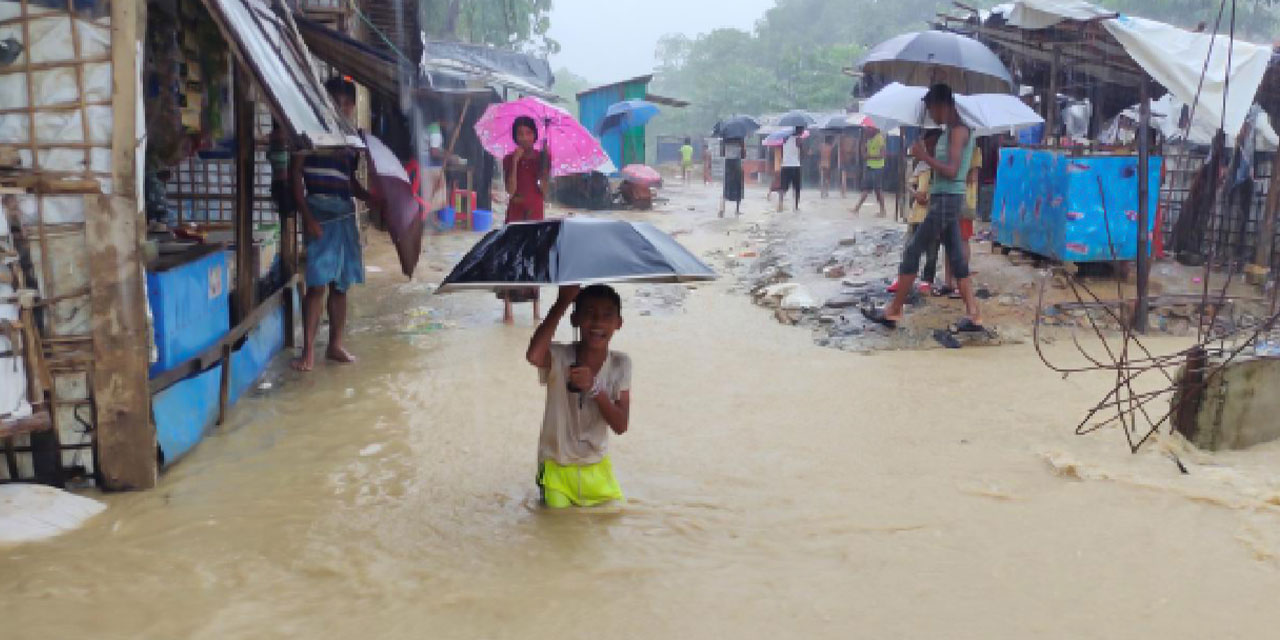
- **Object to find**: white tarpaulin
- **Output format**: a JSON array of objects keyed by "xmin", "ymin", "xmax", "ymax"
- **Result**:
[
  {"xmin": 1002, "ymin": 2, "xmax": 1273, "ymax": 139},
  {"xmin": 861, "ymin": 82, "xmax": 1044, "ymax": 136},
  {"xmin": 1104, "ymin": 15, "xmax": 1271, "ymax": 140},
  {"xmin": 1006, "ymin": 0, "xmax": 1115, "ymax": 29}
]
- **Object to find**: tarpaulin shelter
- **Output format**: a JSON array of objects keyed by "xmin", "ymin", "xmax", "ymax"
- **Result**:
[
  {"xmin": 0, "ymin": 0, "xmax": 356, "ymax": 490},
  {"xmin": 942, "ymin": 0, "xmax": 1280, "ymax": 329}
]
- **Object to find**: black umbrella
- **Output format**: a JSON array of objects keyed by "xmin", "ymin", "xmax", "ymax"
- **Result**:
[
  {"xmin": 858, "ymin": 30, "xmax": 1013, "ymax": 94},
  {"xmin": 712, "ymin": 114, "xmax": 761, "ymax": 139},
  {"xmin": 777, "ymin": 110, "xmax": 816, "ymax": 128},
  {"xmin": 436, "ymin": 217, "xmax": 717, "ymax": 292}
]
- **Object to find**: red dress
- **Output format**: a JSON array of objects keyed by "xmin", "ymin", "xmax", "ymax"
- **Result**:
[{"xmin": 503, "ymin": 150, "xmax": 546, "ymax": 223}]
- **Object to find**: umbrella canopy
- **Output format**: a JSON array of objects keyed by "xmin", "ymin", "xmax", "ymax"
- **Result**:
[
  {"xmin": 777, "ymin": 110, "xmax": 816, "ymax": 128},
  {"xmin": 362, "ymin": 132, "xmax": 424, "ymax": 277},
  {"xmin": 436, "ymin": 217, "xmax": 717, "ymax": 292},
  {"xmin": 861, "ymin": 82, "xmax": 1043, "ymax": 135},
  {"xmin": 474, "ymin": 96, "xmax": 609, "ymax": 177},
  {"xmin": 763, "ymin": 129, "xmax": 811, "ymax": 147},
  {"xmin": 597, "ymin": 100, "xmax": 660, "ymax": 136},
  {"xmin": 859, "ymin": 30, "xmax": 1013, "ymax": 94},
  {"xmin": 712, "ymin": 115, "xmax": 761, "ymax": 139},
  {"xmin": 621, "ymin": 164, "xmax": 662, "ymax": 186},
  {"xmin": 819, "ymin": 113, "xmax": 874, "ymax": 130}
]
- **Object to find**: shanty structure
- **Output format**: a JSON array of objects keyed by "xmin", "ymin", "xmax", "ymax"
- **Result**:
[
  {"xmin": 576, "ymin": 75, "xmax": 689, "ymax": 169},
  {"xmin": 939, "ymin": 0, "xmax": 1280, "ymax": 330},
  {"xmin": 0, "ymin": 0, "xmax": 362, "ymax": 490}
]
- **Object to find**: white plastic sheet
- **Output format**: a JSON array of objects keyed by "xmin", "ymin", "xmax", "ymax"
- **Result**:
[
  {"xmin": 0, "ymin": 206, "xmax": 31, "ymax": 421},
  {"xmin": 1104, "ymin": 15, "xmax": 1271, "ymax": 140},
  {"xmin": 1001, "ymin": 2, "xmax": 1273, "ymax": 139}
]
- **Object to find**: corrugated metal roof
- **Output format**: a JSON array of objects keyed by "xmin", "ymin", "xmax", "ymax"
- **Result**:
[{"xmin": 202, "ymin": 0, "xmax": 356, "ymax": 149}]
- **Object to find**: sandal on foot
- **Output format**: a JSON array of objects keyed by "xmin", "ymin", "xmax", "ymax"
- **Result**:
[
  {"xmin": 933, "ymin": 329, "xmax": 963, "ymax": 349},
  {"xmin": 950, "ymin": 318, "xmax": 987, "ymax": 334},
  {"xmin": 860, "ymin": 306, "xmax": 898, "ymax": 329},
  {"xmin": 933, "ymin": 285, "xmax": 956, "ymax": 298}
]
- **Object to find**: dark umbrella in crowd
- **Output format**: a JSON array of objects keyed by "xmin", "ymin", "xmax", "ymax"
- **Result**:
[
  {"xmin": 712, "ymin": 115, "xmax": 761, "ymax": 139},
  {"xmin": 858, "ymin": 30, "xmax": 1013, "ymax": 94},
  {"xmin": 777, "ymin": 110, "xmax": 816, "ymax": 128}
]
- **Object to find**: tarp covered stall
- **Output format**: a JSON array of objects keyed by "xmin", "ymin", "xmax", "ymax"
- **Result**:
[{"xmin": 980, "ymin": 0, "xmax": 1273, "ymax": 138}]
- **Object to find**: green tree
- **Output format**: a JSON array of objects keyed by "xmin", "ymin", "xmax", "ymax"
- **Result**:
[
  {"xmin": 421, "ymin": 0, "xmax": 559, "ymax": 55},
  {"xmin": 649, "ymin": 0, "xmax": 983, "ymax": 141},
  {"xmin": 1103, "ymin": 0, "xmax": 1279, "ymax": 41}
]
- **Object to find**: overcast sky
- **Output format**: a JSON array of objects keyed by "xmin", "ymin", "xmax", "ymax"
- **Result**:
[{"xmin": 548, "ymin": 0, "xmax": 776, "ymax": 84}]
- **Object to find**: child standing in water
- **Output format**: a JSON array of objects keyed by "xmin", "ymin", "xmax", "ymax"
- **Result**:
[
  {"xmin": 501, "ymin": 116, "xmax": 549, "ymax": 324},
  {"xmin": 526, "ymin": 285, "xmax": 631, "ymax": 508}
]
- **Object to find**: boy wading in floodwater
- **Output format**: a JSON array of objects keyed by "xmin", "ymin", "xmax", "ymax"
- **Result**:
[{"xmin": 526, "ymin": 285, "xmax": 631, "ymax": 508}]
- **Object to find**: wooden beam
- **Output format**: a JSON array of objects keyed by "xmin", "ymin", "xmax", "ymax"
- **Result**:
[
  {"xmin": 147, "ymin": 276, "xmax": 295, "ymax": 395},
  {"xmin": 92, "ymin": 0, "xmax": 155, "ymax": 490},
  {"xmin": 234, "ymin": 66, "xmax": 256, "ymax": 323},
  {"xmin": 1135, "ymin": 80, "xmax": 1151, "ymax": 334}
]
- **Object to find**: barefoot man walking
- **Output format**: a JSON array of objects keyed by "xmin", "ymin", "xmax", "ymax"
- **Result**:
[{"xmin": 290, "ymin": 77, "xmax": 378, "ymax": 371}]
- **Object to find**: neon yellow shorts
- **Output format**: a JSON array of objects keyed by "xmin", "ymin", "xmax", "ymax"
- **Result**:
[{"xmin": 538, "ymin": 456, "xmax": 623, "ymax": 508}]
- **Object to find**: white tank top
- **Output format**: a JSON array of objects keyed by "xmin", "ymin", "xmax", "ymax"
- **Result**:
[{"xmin": 782, "ymin": 136, "xmax": 802, "ymax": 167}]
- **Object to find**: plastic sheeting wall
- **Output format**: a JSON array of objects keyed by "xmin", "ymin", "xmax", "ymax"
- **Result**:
[{"xmin": 0, "ymin": 3, "xmax": 119, "ymax": 481}]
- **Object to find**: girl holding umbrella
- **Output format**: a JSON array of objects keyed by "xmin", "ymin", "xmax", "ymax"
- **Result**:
[{"xmin": 501, "ymin": 115, "xmax": 550, "ymax": 324}]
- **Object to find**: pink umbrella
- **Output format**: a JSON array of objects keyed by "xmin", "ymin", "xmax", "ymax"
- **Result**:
[
  {"xmin": 763, "ymin": 129, "xmax": 811, "ymax": 147},
  {"xmin": 474, "ymin": 96, "xmax": 609, "ymax": 177},
  {"xmin": 621, "ymin": 164, "xmax": 662, "ymax": 186}
]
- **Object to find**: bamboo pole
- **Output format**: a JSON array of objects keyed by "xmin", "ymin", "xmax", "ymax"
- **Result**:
[{"xmin": 1135, "ymin": 80, "xmax": 1151, "ymax": 334}]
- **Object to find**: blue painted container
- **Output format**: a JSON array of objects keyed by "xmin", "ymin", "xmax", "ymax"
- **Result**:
[
  {"xmin": 146, "ymin": 249, "xmax": 230, "ymax": 377},
  {"xmin": 471, "ymin": 209, "xmax": 494, "ymax": 232},
  {"xmin": 153, "ymin": 300, "xmax": 287, "ymax": 466},
  {"xmin": 991, "ymin": 149, "xmax": 1161, "ymax": 262}
]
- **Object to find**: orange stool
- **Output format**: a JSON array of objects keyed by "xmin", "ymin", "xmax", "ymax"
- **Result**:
[{"xmin": 451, "ymin": 189, "xmax": 476, "ymax": 230}]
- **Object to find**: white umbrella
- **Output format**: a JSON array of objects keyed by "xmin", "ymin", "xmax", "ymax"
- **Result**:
[{"xmin": 861, "ymin": 82, "xmax": 1043, "ymax": 135}]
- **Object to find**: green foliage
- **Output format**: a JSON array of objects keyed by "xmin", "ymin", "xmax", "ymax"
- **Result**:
[
  {"xmin": 647, "ymin": 0, "xmax": 1002, "ymax": 140},
  {"xmin": 421, "ymin": 0, "xmax": 559, "ymax": 55},
  {"xmin": 1098, "ymin": 0, "xmax": 1279, "ymax": 42}
]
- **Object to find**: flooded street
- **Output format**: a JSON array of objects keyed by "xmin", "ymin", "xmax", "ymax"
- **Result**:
[{"xmin": 6, "ymin": 183, "xmax": 1280, "ymax": 639}]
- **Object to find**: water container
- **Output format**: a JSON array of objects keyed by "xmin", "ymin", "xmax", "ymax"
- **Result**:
[
  {"xmin": 472, "ymin": 209, "xmax": 494, "ymax": 232},
  {"xmin": 1255, "ymin": 326, "xmax": 1280, "ymax": 357},
  {"xmin": 436, "ymin": 206, "xmax": 456, "ymax": 229}
]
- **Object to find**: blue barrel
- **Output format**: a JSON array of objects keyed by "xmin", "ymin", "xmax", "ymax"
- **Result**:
[
  {"xmin": 436, "ymin": 206, "xmax": 456, "ymax": 229},
  {"xmin": 472, "ymin": 209, "xmax": 494, "ymax": 232}
]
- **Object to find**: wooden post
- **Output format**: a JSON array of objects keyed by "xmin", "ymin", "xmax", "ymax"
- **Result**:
[
  {"xmin": 216, "ymin": 344, "xmax": 231, "ymax": 425},
  {"xmin": 93, "ymin": 0, "xmax": 155, "ymax": 489},
  {"xmin": 1046, "ymin": 46, "xmax": 1060, "ymax": 149},
  {"xmin": 233, "ymin": 66, "xmax": 255, "ymax": 322},
  {"xmin": 1135, "ymin": 80, "xmax": 1151, "ymax": 334},
  {"xmin": 1249, "ymin": 153, "xmax": 1280, "ymax": 284}
]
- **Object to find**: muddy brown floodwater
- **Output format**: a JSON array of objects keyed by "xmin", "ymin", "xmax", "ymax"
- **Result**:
[{"xmin": 4, "ymin": 181, "xmax": 1280, "ymax": 639}]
